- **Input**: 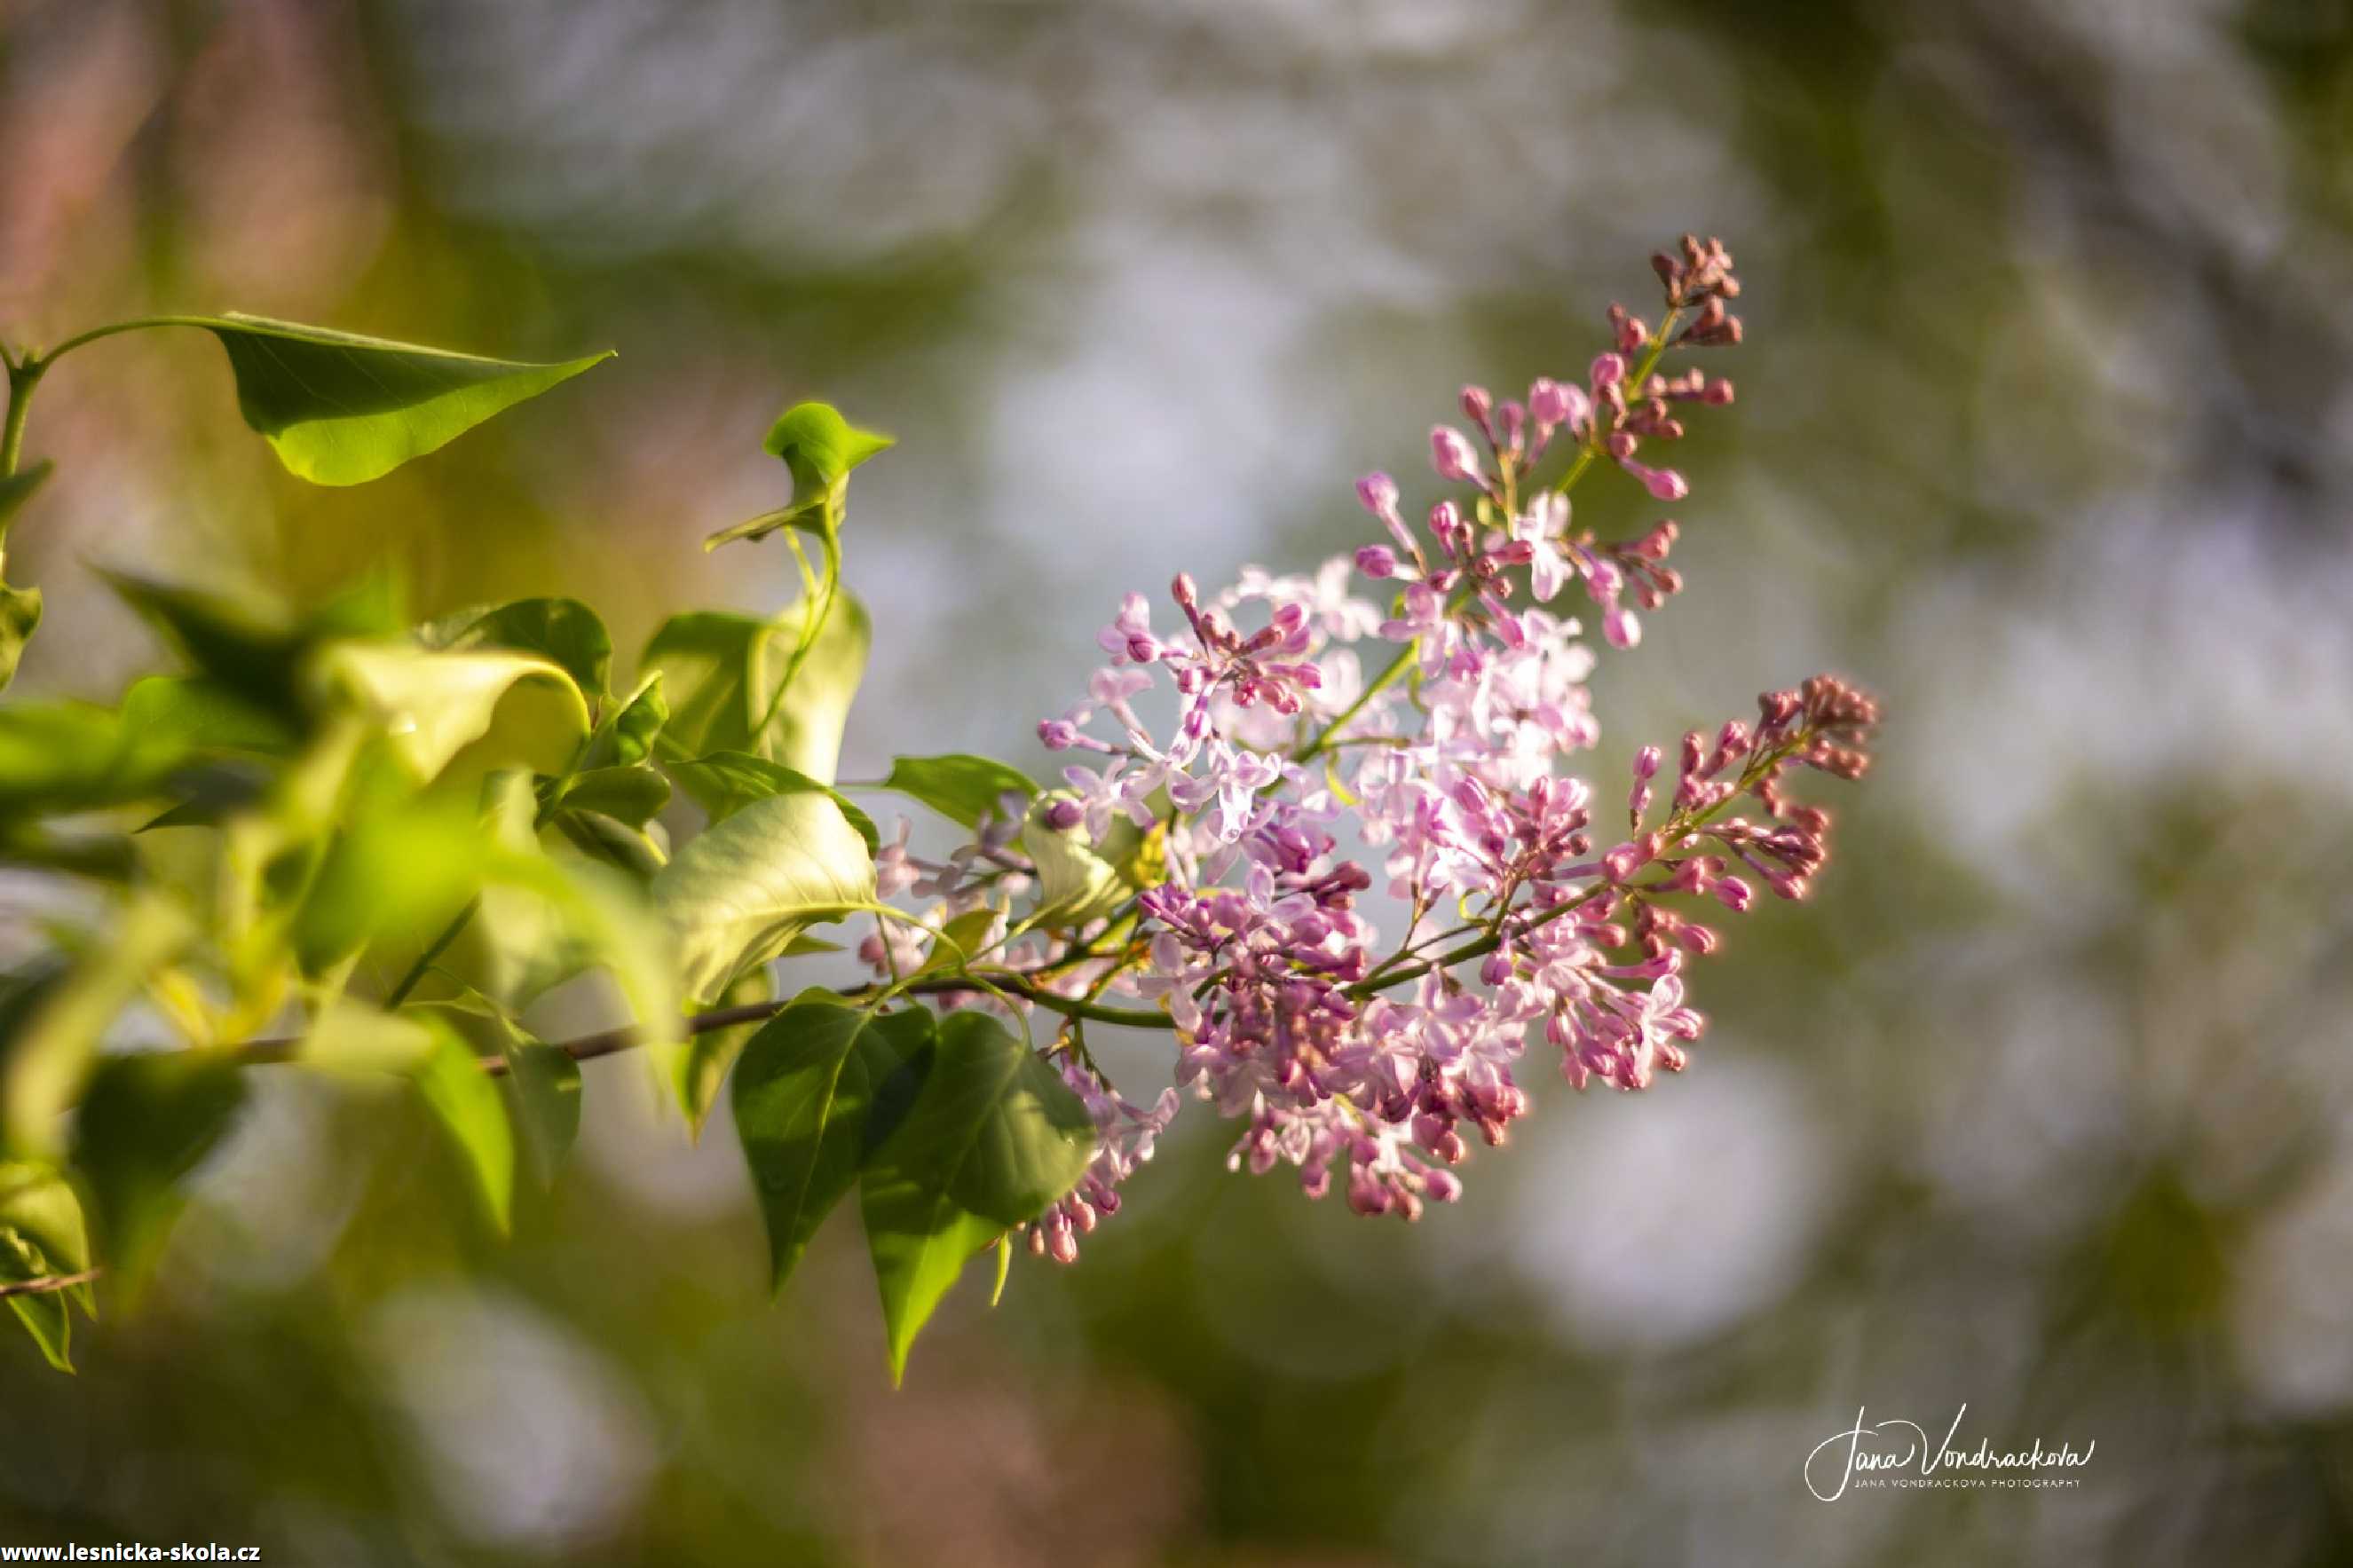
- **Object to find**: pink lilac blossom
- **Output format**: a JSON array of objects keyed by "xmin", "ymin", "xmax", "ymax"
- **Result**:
[{"xmin": 880, "ymin": 238, "xmax": 1876, "ymax": 1259}]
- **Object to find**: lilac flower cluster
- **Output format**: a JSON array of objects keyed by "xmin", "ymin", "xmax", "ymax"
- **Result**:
[{"xmin": 878, "ymin": 239, "xmax": 1877, "ymax": 1261}]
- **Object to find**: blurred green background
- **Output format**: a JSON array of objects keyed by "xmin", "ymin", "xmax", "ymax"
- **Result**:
[{"xmin": 5, "ymin": 0, "xmax": 2353, "ymax": 1562}]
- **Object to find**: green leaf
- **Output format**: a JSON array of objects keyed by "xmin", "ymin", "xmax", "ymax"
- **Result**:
[
  {"xmin": 880, "ymin": 754, "xmax": 1038, "ymax": 830},
  {"xmin": 70, "ymin": 1048, "xmax": 248, "ymax": 1294},
  {"xmin": 0, "ymin": 1162, "xmax": 93, "ymax": 1370},
  {"xmin": 916, "ymin": 909, "xmax": 1001, "ymax": 976},
  {"xmin": 119, "ymin": 676, "xmax": 297, "ymax": 754},
  {"xmin": 193, "ymin": 315, "xmax": 610, "ymax": 486},
  {"xmin": 549, "ymin": 808, "xmax": 667, "ymax": 881},
  {"xmin": 857, "ymin": 1010, "xmax": 1094, "ymax": 1382},
  {"xmin": 762, "ymin": 402, "xmax": 894, "ymax": 509},
  {"xmin": 559, "ymin": 765, "xmax": 670, "ymax": 827},
  {"xmin": 292, "ymin": 796, "xmax": 481, "ymax": 979},
  {"xmin": 676, "ymin": 967, "xmax": 773, "ymax": 1135},
  {"xmin": 315, "ymin": 642, "xmax": 590, "ymax": 783},
  {"xmin": 1022, "ymin": 795, "xmax": 1152, "ymax": 926},
  {"xmin": 0, "ymin": 580, "xmax": 37, "ymax": 696},
  {"xmin": 103, "ymin": 572, "xmax": 315, "ymax": 722},
  {"xmin": 0, "ymin": 704, "xmax": 193, "ymax": 819},
  {"xmin": 0, "ymin": 460, "xmax": 51, "ymax": 536},
  {"xmin": 422, "ymin": 597, "xmax": 612, "ymax": 699},
  {"xmin": 666, "ymin": 751, "xmax": 879, "ymax": 853},
  {"xmin": 0, "ymin": 1229, "xmax": 73, "ymax": 1371},
  {"xmin": 581, "ymin": 674, "xmax": 667, "ymax": 771},
  {"xmin": 642, "ymin": 591, "xmax": 869, "ymax": 784},
  {"xmin": 502, "ymin": 1040, "xmax": 581, "ymax": 1189},
  {"xmin": 732, "ymin": 995, "xmax": 932, "ymax": 1293},
  {"xmin": 404, "ymin": 994, "xmax": 580, "ymax": 1189},
  {"xmin": 1, "ymin": 899, "xmax": 192, "ymax": 1156},
  {"xmin": 651, "ymin": 789, "xmax": 876, "ymax": 1004},
  {"xmin": 413, "ymin": 1024, "xmax": 516, "ymax": 1233}
]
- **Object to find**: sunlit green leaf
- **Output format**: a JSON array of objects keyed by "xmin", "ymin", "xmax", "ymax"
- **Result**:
[
  {"xmin": 666, "ymin": 751, "xmax": 878, "ymax": 852},
  {"xmin": 880, "ymin": 754, "xmax": 1038, "ymax": 829},
  {"xmin": 119, "ymin": 677, "xmax": 297, "ymax": 755},
  {"xmin": 761, "ymin": 401, "xmax": 893, "ymax": 519},
  {"xmin": 858, "ymin": 1010, "xmax": 1093, "ymax": 1383},
  {"xmin": 1022, "ymin": 794, "xmax": 1151, "ymax": 926},
  {"xmin": 642, "ymin": 591, "xmax": 869, "ymax": 784},
  {"xmin": 651, "ymin": 788, "xmax": 875, "ymax": 1004},
  {"xmin": 734, "ymin": 995, "xmax": 931, "ymax": 1293},
  {"xmin": 188, "ymin": 315, "xmax": 610, "ymax": 486}
]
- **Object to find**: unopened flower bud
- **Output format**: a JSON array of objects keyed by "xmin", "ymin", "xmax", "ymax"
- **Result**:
[
  {"xmin": 1355, "ymin": 544, "xmax": 1399, "ymax": 579},
  {"xmin": 1430, "ymin": 425, "xmax": 1481, "ymax": 483}
]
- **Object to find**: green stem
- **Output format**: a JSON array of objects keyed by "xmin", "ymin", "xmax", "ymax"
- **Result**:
[
  {"xmin": 385, "ymin": 898, "xmax": 480, "ymax": 1007},
  {"xmin": 2, "ymin": 361, "xmax": 43, "ymax": 479},
  {"xmin": 1297, "ymin": 640, "xmax": 1417, "ymax": 761}
]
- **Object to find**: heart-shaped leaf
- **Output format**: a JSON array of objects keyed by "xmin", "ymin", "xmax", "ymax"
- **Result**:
[
  {"xmin": 858, "ymin": 1010, "xmax": 1094, "ymax": 1382},
  {"xmin": 733, "ymin": 995, "xmax": 932, "ymax": 1293}
]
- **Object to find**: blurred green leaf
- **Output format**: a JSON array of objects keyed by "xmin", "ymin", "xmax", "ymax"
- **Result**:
[
  {"xmin": 0, "ymin": 704, "xmax": 190, "ymax": 820},
  {"xmin": 0, "ymin": 1161, "xmax": 92, "ymax": 1370},
  {"xmin": 190, "ymin": 315, "xmax": 610, "ymax": 486},
  {"xmin": 501, "ymin": 1039, "xmax": 581, "ymax": 1190},
  {"xmin": 103, "ymin": 573, "xmax": 314, "ymax": 723},
  {"xmin": 0, "ymin": 580, "xmax": 37, "ymax": 696},
  {"xmin": 0, "ymin": 1228, "xmax": 73, "ymax": 1371},
  {"xmin": 858, "ymin": 1009, "xmax": 1093, "ymax": 1383},
  {"xmin": 422, "ymin": 597, "xmax": 613, "ymax": 699},
  {"xmin": 0, "ymin": 461, "xmax": 51, "ymax": 535},
  {"xmin": 667, "ymin": 751, "xmax": 878, "ymax": 852},
  {"xmin": 549, "ymin": 808, "xmax": 667, "ymax": 881},
  {"xmin": 676, "ymin": 966, "xmax": 773, "ymax": 1136},
  {"xmin": 316, "ymin": 642, "xmax": 589, "ymax": 783},
  {"xmin": 293, "ymin": 796, "xmax": 480, "ymax": 978},
  {"xmin": 733, "ymin": 995, "xmax": 932, "ymax": 1293},
  {"xmin": 70, "ymin": 1048, "xmax": 247, "ymax": 1295},
  {"xmin": 120, "ymin": 677, "xmax": 297, "ymax": 755},
  {"xmin": 559, "ymin": 765, "xmax": 671, "ymax": 827},
  {"xmin": 413, "ymin": 1024, "xmax": 516, "ymax": 1233},
  {"xmin": 1, "ymin": 900, "xmax": 192, "ymax": 1157},
  {"xmin": 880, "ymin": 754, "xmax": 1038, "ymax": 829},
  {"xmin": 916, "ymin": 909, "xmax": 1000, "ymax": 976},
  {"xmin": 651, "ymin": 788, "xmax": 874, "ymax": 1005}
]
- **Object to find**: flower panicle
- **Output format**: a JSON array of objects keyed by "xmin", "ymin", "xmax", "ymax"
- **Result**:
[{"xmin": 907, "ymin": 239, "xmax": 1872, "ymax": 1257}]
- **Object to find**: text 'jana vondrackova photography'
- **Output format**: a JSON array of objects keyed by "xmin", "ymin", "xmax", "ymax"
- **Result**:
[{"xmin": 1, "ymin": 3, "xmax": 2346, "ymax": 1564}]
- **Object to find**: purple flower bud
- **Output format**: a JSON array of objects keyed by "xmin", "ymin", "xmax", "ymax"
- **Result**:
[
  {"xmin": 1355, "ymin": 544, "xmax": 1399, "ymax": 579},
  {"xmin": 1044, "ymin": 798, "xmax": 1084, "ymax": 831},
  {"xmin": 1529, "ymin": 376, "xmax": 1590, "ymax": 431},
  {"xmin": 1459, "ymin": 384, "xmax": 1493, "ymax": 424},
  {"xmin": 1356, "ymin": 471, "xmax": 1401, "ymax": 516},
  {"xmin": 1634, "ymin": 744, "xmax": 1662, "ymax": 780},
  {"xmin": 1590, "ymin": 352, "xmax": 1626, "ymax": 388},
  {"xmin": 1430, "ymin": 425, "xmax": 1481, "ymax": 483},
  {"xmin": 1038, "ymin": 719, "xmax": 1079, "ymax": 750}
]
